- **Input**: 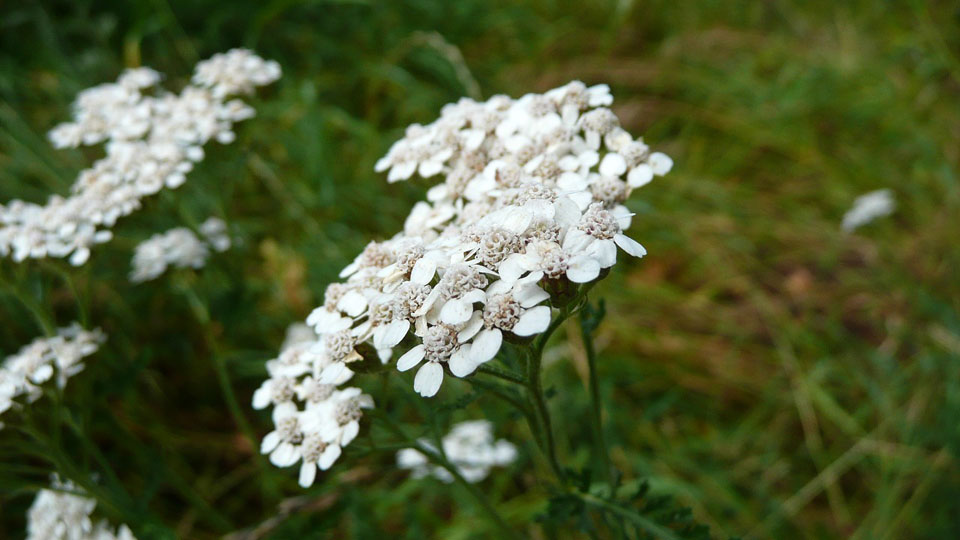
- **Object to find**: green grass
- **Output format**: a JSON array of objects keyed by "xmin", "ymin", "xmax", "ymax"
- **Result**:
[{"xmin": 1, "ymin": 0, "xmax": 959, "ymax": 538}]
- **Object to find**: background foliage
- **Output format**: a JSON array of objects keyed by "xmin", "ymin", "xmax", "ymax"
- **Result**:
[{"xmin": 1, "ymin": 0, "xmax": 959, "ymax": 538}]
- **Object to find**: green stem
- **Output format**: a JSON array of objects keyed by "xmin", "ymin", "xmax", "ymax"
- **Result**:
[
  {"xmin": 373, "ymin": 413, "xmax": 519, "ymax": 539},
  {"xmin": 580, "ymin": 493, "xmax": 680, "ymax": 540},
  {"xmin": 40, "ymin": 261, "xmax": 88, "ymax": 327},
  {"xmin": 476, "ymin": 363, "xmax": 527, "ymax": 385},
  {"xmin": 525, "ymin": 346, "xmax": 566, "ymax": 485},
  {"xmin": 464, "ymin": 377, "xmax": 531, "ymax": 416},
  {"xmin": 0, "ymin": 273, "xmax": 56, "ymax": 336},
  {"xmin": 179, "ymin": 281, "xmax": 280, "ymax": 501},
  {"xmin": 581, "ymin": 313, "xmax": 615, "ymax": 489}
]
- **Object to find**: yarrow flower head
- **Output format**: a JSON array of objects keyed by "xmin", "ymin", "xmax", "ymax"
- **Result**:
[
  {"xmin": 0, "ymin": 49, "xmax": 278, "ymax": 266},
  {"xmin": 26, "ymin": 475, "xmax": 135, "ymax": 540},
  {"xmin": 1, "ymin": 324, "xmax": 105, "ymax": 430},
  {"xmin": 129, "ymin": 217, "xmax": 231, "ymax": 283},
  {"xmin": 257, "ymin": 80, "xmax": 671, "ymax": 486},
  {"xmin": 396, "ymin": 420, "xmax": 517, "ymax": 483}
]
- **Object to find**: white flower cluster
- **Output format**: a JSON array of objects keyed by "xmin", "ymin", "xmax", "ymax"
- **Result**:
[
  {"xmin": 129, "ymin": 217, "xmax": 231, "ymax": 283},
  {"xmin": 256, "ymin": 81, "xmax": 670, "ymax": 486},
  {"xmin": 396, "ymin": 420, "xmax": 517, "ymax": 483},
  {"xmin": 842, "ymin": 189, "xmax": 895, "ymax": 232},
  {"xmin": 311, "ymin": 80, "xmax": 671, "ymax": 396},
  {"xmin": 0, "ymin": 324, "xmax": 105, "ymax": 429},
  {"xmin": 252, "ymin": 324, "xmax": 374, "ymax": 488},
  {"xmin": 26, "ymin": 476, "xmax": 136, "ymax": 540},
  {"xmin": 0, "ymin": 49, "xmax": 279, "ymax": 266}
]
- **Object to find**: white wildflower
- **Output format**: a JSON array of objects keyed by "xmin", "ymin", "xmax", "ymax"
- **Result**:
[
  {"xmin": 290, "ymin": 80, "xmax": 669, "ymax": 398},
  {"xmin": 257, "ymin": 80, "xmax": 670, "ymax": 485},
  {"xmin": 842, "ymin": 189, "xmax": 895, "ymax": 232},
  {"xmin": 396, "ymin": 420, "xmax": 516, "ymax": 483},
  {"xmin": 129, "ymin": 217, "xmax": 230, "ymax": 282},
  {"xmin": 26, "ymin": 475, "xmax": 136, "ymax": 540},
  {"xmin": 1, "ymin": 324, "xmax": 105, "ymax": 429},
  {"xmin": 255, "ymin": 323, "xmax": 372, "ymax": 486},
  {"xmin": 0, "ymin": 49, "xmax": 278, "ymax": 266}
]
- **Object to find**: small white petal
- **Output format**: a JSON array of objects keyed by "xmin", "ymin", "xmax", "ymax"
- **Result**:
[
  {"xmin": 458, "ymin": 311, "xmax": 485, "ymax": 341},
  {"xmin": 377, "ymin": 319, "xmax": 410, "ymax": 349},
  {"xmin": 557, "ymin": 171, "xmax": 587, "ymax": 191},
  {"xmin": 299, "ymin": 462, "xmax": 318, "ymax": 487},
  {"xmin": 261, "ymin": 431, "xmax": 281, "ymax": 454},
  {"xmin": 563, "ymin": 228, "xmax": 592, "ymax": 254},
  {"xmin": 627, "ymin": 164, "xmax": 654, "ymax": 187},
  {"xmin": 592, "ymin": 239, "xmax": 618, "ymax": 268},
  {"xmin": 579, "ymin": 150, "xmax": 600, "ymax": 168},
  {"xmin": 69, "ymin": 247, "xmax": 90, "ymax": 266},
  {"xmin": 515, "ymin": 284, "xmax": 550, "ymax": 308},
  {"xmin": 414, "ymin": 362, "xmax": 444, "ymax": 397},
  {"xmin": 513, "ymin": 306, "xmax": 552, "ymax": 336},
  {"xmin": 252, "ymin": 385, "xmax": 272, "ymax": 409},
  {"xmin": 392, "ymin": 160, "xmax": 417, "ymax": 181},
  {"xmin": 554, "ymin": 197, "xmax": 582, "ymax": 229},
  {"xmin": 319, "ymin": 444, "xmax": 342, "ymax": 470},
  {"xmin": 599, "ymin": 153, "xmax": 627, "ymax": 176},
  {"xmin": 614, "ymin": 234, "xmax": 647, "ymax": 258},
  {"xmin": 449, "ymin": 345, "xmax": 478, "ymax": 377},
  {"xmin": 341, "ymin": 420, "xmax": 360, "ymax": 445},
  {"xmin": 498, "ymin": 253, "xmax": 529, "ymax": 283},
  {"xmin": 440, "ymin": 298, "xmax": 473, "ymax": 325},
  {"xmin": 319, "ymin": 361, "xmax": 348, "ymax": 384},
  {"xmin": 270, "ymin": 443, "xmax": 300, "ymax": 467},
  {"xmin": 397, "ymin": 345, "xmax": 426, "ymax": 372},
  {"xmin": 502, "ymin": 207, "xmax": 533, "ymax": 234},
  {"xmin": 649, "ymin": 152, "xmax": 673, "ymax": 176},
  {"xmin": 419, "ymin": 159, "xmax": 443, "ymax": 178},
  {"xmin": 470, "ymin": 329, "xmax": 503, "ymax": 364},
  {"xmin": 461, "ymin": 289, "xmax": 487, "ymax": 305},
  {"xmin": 569, "ymin": 190, "xmax": 594, "ymax": 211},
  {"xmin": 567, "ymin": 257, "xmax": 601, "ymax": 283},
  {"xmin": 338, "ymin": 290, "xmax": 367, "ymax": 317},
  {"xmin": 411, "ymin": 257, "xmax": 437, "ymax": 284}
]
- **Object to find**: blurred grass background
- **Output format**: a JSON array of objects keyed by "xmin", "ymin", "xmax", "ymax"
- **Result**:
[{"xmin": 1, "ymin": 0, "xmax": 959, "ymax": 538}]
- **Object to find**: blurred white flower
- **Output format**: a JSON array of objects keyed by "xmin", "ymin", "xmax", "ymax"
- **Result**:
[
  {"xmin": 129, "ymin": 217, "xmax": 230, "ymax": 283},
  {"xmin": 27, "ymin": 475, "xmax": 136, "ymax": 540},
  {"xmin": 0, "ymin": 49, "xmax": 278, "ymax": 266},
  {"xmin": 842, "ymin": 189, "xmax": 895, "ymax": 232},
  {"xmin": 0, "ymin": 324, "xmax": 105, "ymax": 429},
  {"xmin": 396, "ymin": 420, "xmax": 517, "ymax": 483}
]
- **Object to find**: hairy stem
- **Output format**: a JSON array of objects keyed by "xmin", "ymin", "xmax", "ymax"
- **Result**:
[
  {"xmin": 581, "ymin": 312, "xmax": 615, "ymax": 489},
  {"xmin": 525, "ymin": 345, "xmax": 566, "ymax": 485},
  {"xmin": 522, "ymin": 284, "xmax": 597, "ymax": 486}
]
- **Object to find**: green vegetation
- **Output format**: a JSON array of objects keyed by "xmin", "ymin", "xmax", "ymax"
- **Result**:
[{"xmin": 1, "ymin": 0, "xmax": 958, "ymax": 538}]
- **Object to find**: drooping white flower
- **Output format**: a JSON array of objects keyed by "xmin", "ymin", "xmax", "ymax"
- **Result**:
[{"xmin": 396, "ymin": 420, "xmax": 517, "ymax": 483}]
